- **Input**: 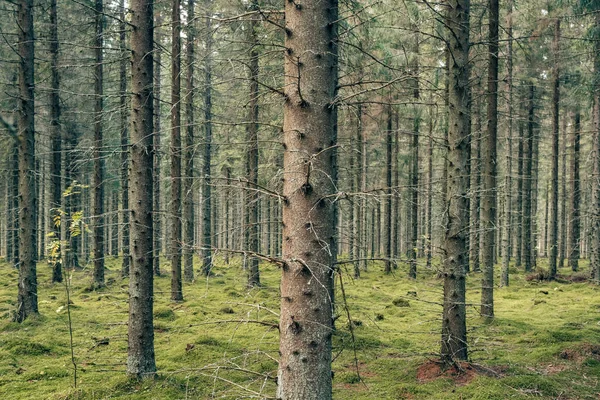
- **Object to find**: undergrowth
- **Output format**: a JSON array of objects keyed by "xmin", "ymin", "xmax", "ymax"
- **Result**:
[{"xmin": 0, "ymin": 256, "xmax": 598, "ymax": 399}]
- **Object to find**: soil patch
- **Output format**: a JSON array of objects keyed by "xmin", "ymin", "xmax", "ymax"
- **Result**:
[{"xmin": 416, "ymin": 360, "xmax": 505, "ymax": 386}]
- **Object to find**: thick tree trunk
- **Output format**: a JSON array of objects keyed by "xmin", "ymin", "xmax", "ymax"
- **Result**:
[
  {"xmin": 568, "ymin": 112, "xmax": 581, "ymax": 272},
  {"xmin": 481, "ymin": 0, "xmax": 499, "ymax": 319},
  {"xmin": 120, "ymin": 0, "xmax": 130, "ymax": 277},
  {"xmin": 92, "ymin": 0, "xmax": 105, "ymax": 288},
  {"xmin": 49, "ymin": 0, "xmax": 62, "ymax": 283},
  {"xmin": 277, "ymin": 0, "xmax": 338, "ymax": 397},
  {"xmin": 15, "ymin": 0, "xmax": 38, "ymax": 322},
  {"xmin": 441, "ymin": 0, "xmax": 470, "ymax": 364},
  {"xmin": 591, "ymin": 12, "xmax": 600, "ymax": 283},
  {"xmin": 127, "ymin": 0, "xmax": 156, "ymax": 377},
  {"xmin": 183, "ymin": 0, "xmax": 195, "ymax": 283},
  {"xmin": 548, "ymin": 19, "xmax": 560, "ymax": 279},
  {"xmin": 170, "ymin": 0, "xmax": 183, "ymax": 301},
  {"xmin": 246, "ymin": 0, "xmax": 261, "ymax": 287}
]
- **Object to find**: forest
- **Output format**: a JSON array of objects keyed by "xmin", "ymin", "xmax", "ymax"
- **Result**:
[{"xmin": 0, "ymin": 0, "xmax": 599, "ymax": 398}]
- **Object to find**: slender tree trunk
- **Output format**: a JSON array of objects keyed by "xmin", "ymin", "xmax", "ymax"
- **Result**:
[
  {"xmin": 470, "ymin": 95, "xmax": 481, "ymax": 273},
  {"xmin": 568, "ymin": 111, "xmax": 581, "ymax": 272},
  {"xmin": 548, "ymin": 19, "xmax": 560, "ymax": 280},
  {"xmin": 522, "ymin": 85, "xmax": 535, "ymax": 273},
  {"xmin": 277, "ymin": 0, "xmax": 337, "ymax": 397},
  {"xmin": 15, "ymin": 0, "xmax": 38, "ymax": 322},
  {"xmin": 426, "ymin": 98, "xmax": 434, "ymax": 269},
  {"xmin": 246, "ymin": 0, "xmax": 261, "ymax": 286},
  {"xmin": 501, "ymin": 0, "xmax": 514, "ymax": 285},
  {"xmin": 153, "ymin": 18, "xmax": 163, "ymax": 277},
  {"xmin": 591, "ymin": 12, "xmax": 600, "ymax": 283},
  {"xmin": 120, "ymin": 0, "xmax": 130, "ymax": 277},
  {"xmin": 360, "ymin": 103, "xmax": 367, "ymax": 271},
  {"xmin": 481, "ymin": 0, "xmax": 499, "ymax": 319},
  {"xmin": 170, "ymin": 0, "xmax": 183, "ymax": 301},
  {"xmin": 441, "ymin": 0, "xmax": 470, "ymax": 364},
  {"xmin": 544, "ymin": 180, "xmax": 550, "ymax": 257},
  {"xmin": 385, "ymin": 106, "xmax": 393, "ymax": 274},
  {"xmin": 559, "ymin": 107, "xmax": 567, "ymax": 267},
  {"xmin": 201, "ymin": 9, "xmax": 213, "ymax": 276},
  {"xmin": 49, "ymin": 0, "xmax": 62, "ymax": 282},
  {"xmin": 409, "ymin": 34, "xmax": 420, "ymax": 279},
  {"xmin": 183, "ymin": 0, "xmax": 196, "ymax": 282},
  {"xmin": 127, "ymin": 0, "xmax": 156, "ymax": 378}
]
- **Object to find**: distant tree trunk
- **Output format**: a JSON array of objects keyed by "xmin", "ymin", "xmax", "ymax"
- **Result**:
[
  {"xmin": 49, "ymin": 0, "xmax": 62, "ymax": 283},
  {"xmin": 201, "ymin": 10, "xmax": 213, "ymax": 276},
  {"xmin": 359, "ymin": 103, "xmax": 368, "ymax": 271},
  {"xmin": 9, "ymin": 144, "xmax": 19, "ymax": 267},
  {"xmin": 591, "ymin": 12, "xmax": 600, "ymax": 283},
  {"xmin": 277, "ymin": 0, "xmax": 337, "ymax": 397},
  {"xmin": 15, "ymin": 0, "xmax": 38, "ymax": 322},
  {"xmin": 223, "ymin": 166, "xmax": 230, "ymax": 264},
  {"xmin": 170, "ymin": 0, "xmax": 183, "ymax": 301},
  {"xmin": 127, "ymin": 0, "xmax": 156, "ymax": 378},
  {"xmin": 522, "ymin": 84, "xmax": 535, "ymax": 273},
  {"xmin": 246, "ymin": 0, "xmax": 260, "ymax": 287},
  {"xmin": 531, "ymin": 115, "xmax": 540, "ymax": 267},
  {"xmin": 441, "ymin": 0, "xmax": 470, "ymax": 364},
  {"xmin": 481, "ymin": 0, "xmax": 499, "ymax": 319},
  {"xmin": 183, "ymin": 0, "xmax": 195, "ymax": 282},
  {"xmin": 111, "ymin": 191, "xmax": 118, "ymax": 256},
  {"xmin": 568, "ymin": 111, "xmax": 581, "ymax": 272},
  {"xmin": 426, "ymin": 99, "xmax": 434, "ymax": 269},
  {"xmin": 409, "ymin": 35, "xmax": 420, "ymax": 279},
  {"xmin": 385, "ymin": 106, "xmax": 393, "ymax": 274},
  {"xmin": 548, "ymin": 19, "xmax": 560, "ymax": 280},
  {"xmin": 120, "ymin": 0, "xmax": 130, "ymax": 277},
  {"xmin": 501, "ymin": 0, "xmax": 514, "ymax": 286},
  {"xmin": 470, "ymin": 94, "xmax": 481, "ymax": 273},
  {"xmin": 559, "ymin": 108, "xmax": 567, "ymax": 267},
  {"xmin": 153, "ymin": 18, "xmax": 163, "ymax": 277},
  {"xmin": 543, "ymin": 180, "xmax": 550, "ymax": 257},
  {"xmin": 393, "ymin": 109, "xmax": 400, "ymax": 262}
]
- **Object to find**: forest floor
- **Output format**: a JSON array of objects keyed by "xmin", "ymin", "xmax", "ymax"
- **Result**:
[{"xmin": 0, "ymin": 256, "xmax": 599, "ymax": 399}]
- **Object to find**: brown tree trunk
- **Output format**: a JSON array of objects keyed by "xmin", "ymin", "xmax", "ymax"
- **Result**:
[
  {"xmin": 481, "ymin": 0, "xmax": 499, "ymax": 319},
  {"xmin": 153, "ymin": 17, "xmax": 163, "ymax": 277},
  {"xmin": 470, "ymin": 94, "xmax": 481, "ymax": 273},
  {"xmin": 548, "ymin": 19, "xmax": 560, "ymax": 279},
  {"xmin": 385, "ymin": 106, "xmax": 393, "ymax": 274},
  {"xmin": 441, "ymin": 0, "xmax": 470, "ymax": 364},
  {"xmin": 568, "ymin": 111, "xmax": 581, "ymax": 272},
  {"xmin": 277, "ymin": 0, "xmax": 338, "ymax": 397},
  {"xmin": 170, "ymin": 0, "xmax": 183, "ymax": 301},
  {"xmin": 120, "ymin": 0, "xmax": 130, "ymax": 277},
  {"xmin": 15, "ymin": 0, "xmax": 38, "ymax": 322},
  {"xmin": 591, "ymin": 11, "xmax": 600, "ymax": 283},
  {"xmin": 127, "ymin": 0, "xmax": 156, "ymax": 377},
  {"xmin": 522, "ymin": 85, "xmax": 535, "ymax": 273},
  {"xmin": 201, "ymin": 9, "xmax": 213, "ymax": 276}
]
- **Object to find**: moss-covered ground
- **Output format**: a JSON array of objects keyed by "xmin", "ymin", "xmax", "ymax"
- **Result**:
[{"xmin": 0, "ymin": 256, "xmax": 599, "ymax": 399}]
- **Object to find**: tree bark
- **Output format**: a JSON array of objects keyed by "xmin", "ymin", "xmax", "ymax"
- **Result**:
[
  {"xmin": 153, "ymin": 17, "xmax": 163, "ymax": 277},
  {"xmin": 591, "ymin": 12, "xmax": 600, "ymax": 283},
  {"xmin": 441, "ymin": 0, "xmax": 470, "ymax": 364},
  {"xmin": 277, "ymin": 0, "xmax": 338, "ymax": 397},
  {"xmin": 568, "ymin": 111, "xmax": 581, "ymax": 272},
  {"xmin": 385, "ymin": 106, "xmax": 393, "ymax": 274},
  {"xmin": 170, "ymin": 0, "xmax": 183, "ymax": 301},
  {"xmin": 522, "ymin": 84, "xmax": 535, "ymax": 273},
  {"xmin": 127, "ymin": 0, "xmax": 156, "ymax": 377},
  {"xmin": 15, "ymin": 0, "xmax": 38, "ymax": 322},
  {"xmin": 481, "ymin": 0, "xmax": 499, "ymax": 319},
  {"xmin": 548, "ymin": 18, "xmax": 560, "ymax": 280},
  {"xmin": 201, "ymin": 9, "xmax": 213, "ymax": 276},
  {"xmin": 120, "ymin": 0, "xmax": 130, "ymax": 278}
]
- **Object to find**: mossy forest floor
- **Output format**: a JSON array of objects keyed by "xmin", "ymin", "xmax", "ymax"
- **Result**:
[{"xmin": 0, "ymin": 256, "xmax": 599, "ymax": 399}]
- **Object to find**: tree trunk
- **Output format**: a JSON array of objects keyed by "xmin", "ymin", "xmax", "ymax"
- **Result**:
[
  {"xmin": 246, "ymin": 0, "xmax": 261, "ymax": 286},
  {"xmin": 558, "ymin": 106, "xmax": 567, "ymax": 267},
  {"xmin": 183, "ymin": 0, "xmax": 196, "ymax": 282},
  {"xmin": 15, "ymin": 0, "xmax": 38, "ymax": 322},
  {"xmin": 127, "ymin": 0, "xmax": 156, "ymax": 377},
  {"xmin": 591, "ymin": 12, "xmax": 600, "ymax": 283},
  {"xmin": 120, "ymin": 0, "xmax": 130, "ymax": 277},
  {"xmin": 522, "ymin": 85, "xmax": 535, "ymax": 273},
  {"xmin": 568, "ymin": 111, "xmax": 581, "ymax": 272},
  {"xmin": 481, "ymin": 0, "xmax": 499, "ymax": 319},
  {"xmin": 548, "ymin": 18, "xmax": 560, "ymax": 280},
  {"xmin": 385, "ymin": 106, "xmax": 393, "ymax": 274},
  {"xmin": 170, "ymin": 0, "xmax": 183, "ymax": 301},
  {"xmin": 515, "ymin": 119, "xmax": 524, "ymax": 266},
  {"xmin": 153, "ymin": 18, "xmax": 163, "ymax": 277},
  {"xmin": 441, "ymin": 0, "xmax": 470, "ymax": 364},
  {"xmin": 470, "ymin": 94, "xmax": 481, "ymax": 273},
  {"xmin": 49, "ymin": 0, "xmax": 62, "ymax": 283},
  {"xmin": 277, "ymin": 0, "xmax": 337, "ymax": 397},
  {"xmin": 201, "ymin": 10, "xmax": 213, "ymax": 276},
  {"xmin": 409, "ymin": 34, "xmax": 420, "ymax": 279}
]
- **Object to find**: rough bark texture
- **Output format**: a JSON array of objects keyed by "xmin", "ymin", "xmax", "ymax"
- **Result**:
[
  {"xmin": 548, "ymin": 19, "xmax": 560, "ymax": 280},
  {"xmin": 277, "ymin": 0, "xmax": 338, "ymax": 397},
  {"xmin": 170, "ymin": 0, "xmax": 183, "ymax": 301},
  {"xmin": 469, "ymin": 96, "xmax": 481, "ymax": 273},
  {"xmin": 522, "ymin": 85, "xmax": 535, "ymax": 273},
  {"xmin": 127, "ymin": 0, "xmax": 156, "ymax": 377},
  {"xmin": 201, "ymin": 11, "xmax": 213, "ymax": 276},
  {"xmin": 246, "ymin": 0, "xmax": 261, "ymax": 287},
  {"xmin": 481, "ymin": 0, "xmax": 499, "ymax": 319},
  {"xmin": 15, "ymin": 0, "xmax": 38, "ymax": 322},
  {"xmin": 183, "ymin": 0, "xmax": 195, "ymax": 283},
  {"xmin": 153, "ymin": 18, "xmax": 162, "ymax": 277},
  {"xmin": 92, "ymin": 0, "xmax": 105, "ymax": 288},
  {"xmin": 441, "ymin": 0, "xmax": 469, "ymax": 364},
  {"xmin": 120, "ymin": 0, "xmax": 130, "ymax": 278},
  {"xmin": 568, "ymin": 112, "xmax": 581, "ymax": 272},
  {"xmin": 385, "ymin": 106, "xmax": 393, "ymax": 274},
  {"xmin": 49, "ymin": 0, "xmax": 62, "ymax": 283},
  {"xmin": 409, "ymin": 38, "xmax": 420, "ymax": 279}
]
